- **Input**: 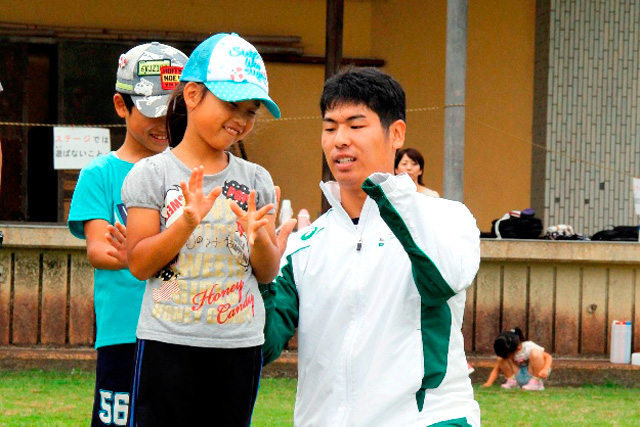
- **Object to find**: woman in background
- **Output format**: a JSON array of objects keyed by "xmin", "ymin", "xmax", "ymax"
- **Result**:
[{"xmin": 394, "ymin": 147, "xmax": 440, "ymax": 197}]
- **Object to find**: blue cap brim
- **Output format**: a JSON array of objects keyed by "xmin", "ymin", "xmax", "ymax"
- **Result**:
[{"xmin": 205, "ymin": 81, "xmax": 281, "ymax": 119}]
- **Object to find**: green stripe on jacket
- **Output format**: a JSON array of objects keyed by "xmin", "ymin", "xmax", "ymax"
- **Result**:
[{"xmin": 363, "ymin": 178, "xmax": 454, "ymax": 410}]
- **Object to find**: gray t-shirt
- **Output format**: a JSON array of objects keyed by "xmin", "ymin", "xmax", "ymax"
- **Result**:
[{"xmin": 122, "ymin": 150, "xmax": 276, "ymax": 348}]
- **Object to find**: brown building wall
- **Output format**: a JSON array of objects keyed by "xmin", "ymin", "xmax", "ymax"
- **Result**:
[
  {"xmin": 372, "ymin": 0, "xmax": 536, "ymax": 231},
  {"xmin": 4, "ymin": 0, "xmax": 535, "ymax": 229}
]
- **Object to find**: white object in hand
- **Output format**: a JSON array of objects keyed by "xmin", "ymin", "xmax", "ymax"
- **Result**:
[{"xmin": 279, "ymin": 199, "xmax": 294, "ymax": 228}]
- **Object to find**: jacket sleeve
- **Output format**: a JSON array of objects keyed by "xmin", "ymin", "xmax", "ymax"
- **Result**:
[
  {"xmin": 362, "ymin": 173, "xmax": 480, "ymax": 307},
  {"xmin": 259, "ymin": 253, "xmax": 300, "ymax": 366}
]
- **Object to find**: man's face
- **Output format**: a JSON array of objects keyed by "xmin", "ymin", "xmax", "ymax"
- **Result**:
[{"xmin": 321, "ymin": 103, "xmax": 404, "ymax": 191}]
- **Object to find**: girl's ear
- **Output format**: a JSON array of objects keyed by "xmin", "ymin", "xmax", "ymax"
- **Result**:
[{"xmin": 183, "ymin": 82, "xmax": 204, "ymax": 110}]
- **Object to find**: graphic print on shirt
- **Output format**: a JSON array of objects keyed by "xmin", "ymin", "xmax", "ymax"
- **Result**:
[
  {"xmin": 150, "ymin": 182, "xmax": 255, "ymax": 324},
  {"xmin": 161, "ymin": 185, "xmax": 185, "ymax": 228},
  {"xmin": 222, "ymin": 180, "xmax": 250, "ymax": 210},
  {"xmin": 153, "ymin": 255, "xmax": 180, "ymax": 302}
]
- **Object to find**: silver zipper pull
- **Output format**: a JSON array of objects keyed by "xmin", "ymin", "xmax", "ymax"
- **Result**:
[{"xmin": 356, "ymin": 237, "xmax": 362, "ymax": 251}]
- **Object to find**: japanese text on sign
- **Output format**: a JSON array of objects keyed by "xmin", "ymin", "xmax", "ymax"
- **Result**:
[{"xmin": 53, "ymin": 127, "xmax": 111, "ymax": 170}]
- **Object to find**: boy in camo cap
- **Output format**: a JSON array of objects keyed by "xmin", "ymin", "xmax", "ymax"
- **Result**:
[{"xmin": 68, "ymin": 42, "xmax": 188, "ymax": 426}]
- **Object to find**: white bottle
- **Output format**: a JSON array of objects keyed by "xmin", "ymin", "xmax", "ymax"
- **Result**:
[{"xmin": 279, "ymin": 199, "xmax": 294, "ymax": 228}]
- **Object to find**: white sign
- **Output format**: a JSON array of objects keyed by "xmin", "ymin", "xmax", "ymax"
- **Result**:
[
  {"xmin": 53, "ymin": 127, "xmax": 111, "ymax": 170},
  {"xmin": 634, "ymin": 177, "xmax": 640, "ymax": 216}
]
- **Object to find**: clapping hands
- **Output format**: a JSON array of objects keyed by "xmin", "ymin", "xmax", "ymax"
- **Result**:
[{"xmin": 180, "ymin": 166, "xmax": 223, "ymax": 227}]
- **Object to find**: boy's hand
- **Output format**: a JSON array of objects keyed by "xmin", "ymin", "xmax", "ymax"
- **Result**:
[
  {"xmin": 105, "ymin": 222, "xmax": 128, "ymax": 267},
  {"xmin": 229, "ymin": 190, "xmax": 273, "ymax": 246},
  {"xmin": 274, "ymin": 185, "xmax": 297, "ymax": 256},
  {"xmin": 180, "ymin": 166, "xmax": 222, "ymax": 227}
]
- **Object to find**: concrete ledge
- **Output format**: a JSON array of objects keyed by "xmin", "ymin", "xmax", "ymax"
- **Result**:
[
  {"xmin": 2, "ymin": 347, "xmax": 639, "ymax": 387},
  {"xmin": 264, "ymin": 353, "xmax": 640, "ymax": 387},
  {"xmin": 0, "ymin": 222, "xmax": 86, "ymax": 249},
  {"xmin": 467, "ymin": 356, "xmax": 640, "ymax": 388},
  {"xmin": 0, "ymin": 347, "xmax": 96, "ymax": 371},
  {"xmin": 480, "ymin": 239, "xmax": 640, "ymax": 264}
]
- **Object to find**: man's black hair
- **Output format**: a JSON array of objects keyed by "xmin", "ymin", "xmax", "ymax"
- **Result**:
[{"xmin": 320, "ymin": 67, "xmax": 406, "ymax": 130}]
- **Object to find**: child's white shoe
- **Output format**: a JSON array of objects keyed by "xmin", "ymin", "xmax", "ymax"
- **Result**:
[
  {"xmin": 500, "ymin": 377, "xmax": 519, "ymax": 389},
  {"xmin": 522, "ymin": 377, "xmax": 545, "ymax": 391}
]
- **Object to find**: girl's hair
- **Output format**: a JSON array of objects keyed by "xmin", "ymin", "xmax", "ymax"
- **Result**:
[
  {"xmin": 166, "ymin": 82, "xmax": 208, "ymax": 148},
  {"xmin": 166, "ymin": 82, "xmax": 188, "ymax": 148},
  {"xmin": 394, "ymin": 147, "xmax": 425, "ymax": 185},
  {"xmin": 493, "ymin": 327, "xmax": 526, "ymax": 358}
]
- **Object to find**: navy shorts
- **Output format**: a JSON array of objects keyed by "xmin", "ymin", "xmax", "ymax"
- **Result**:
[
  {"xmin": 92, "ymin": 343, "xmax": 137, "ymax": 426},
  {"xmin": 129, "ymin": 340, "xmax": 262, "ymax": 427}
]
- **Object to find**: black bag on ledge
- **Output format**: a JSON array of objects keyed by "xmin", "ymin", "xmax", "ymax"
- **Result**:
[
  {"xmin": 486, "ymin": 209, "xmax": 543, "ymax": 239},
  {"xmin": 591, "ymin": 226, "xmax": 639, "ymax": 242}
]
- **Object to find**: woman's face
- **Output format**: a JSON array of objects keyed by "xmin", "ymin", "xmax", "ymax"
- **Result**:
[{"xmin": 395, "ymin": 154, "xmax": 422, "ymax": 184}]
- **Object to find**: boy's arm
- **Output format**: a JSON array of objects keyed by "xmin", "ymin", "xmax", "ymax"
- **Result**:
[
  {"xmin": 84, "ymin": 219, "xmax": 127, "ymax": 270},
  {"xmin": 362, "ymin": 173, "xmax": 480, "ymax": 307}
]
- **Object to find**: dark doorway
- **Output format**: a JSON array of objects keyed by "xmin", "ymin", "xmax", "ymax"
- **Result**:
[{"xmin": 26, "ymin": 44, "xmax": 58, "ymax": 222}]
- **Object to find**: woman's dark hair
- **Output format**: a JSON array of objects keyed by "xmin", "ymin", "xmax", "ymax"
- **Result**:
[
  {"xmin": 320, "ymin": 66, "xmax": 406, "ymax": 130},
  {"xmin": 493, "ymin": 327, "xmax": 526, "ymax": 358},
  {"xmin": 394, "ymin": 148, "xmax": 425, "ymax": 185},
  {"xmin": 166, "ymin": 82, "xmax": 190, "ymax": 148}
]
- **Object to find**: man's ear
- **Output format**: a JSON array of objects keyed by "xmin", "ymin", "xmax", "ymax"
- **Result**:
[
  {"xmin": 113, "ymin": 93, "xmax": 128, "ymax": 119},
  {"xmin": 184, "ymin": 82, "xmax": 204, "ymax": 111},
  {"xmin": 389, "ymin": 119, "xmax": 406, "ymax": 150}
]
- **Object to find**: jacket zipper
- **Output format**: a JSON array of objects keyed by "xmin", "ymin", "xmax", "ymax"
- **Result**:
[{"xmin": 339, "ymin": 205, "xmax": 369, "ymax": 425}]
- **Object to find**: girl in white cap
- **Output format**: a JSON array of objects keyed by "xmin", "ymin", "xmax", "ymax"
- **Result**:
[{"xmin": 122, "ymin": 33, "xmax": 281, "ymax": 426}]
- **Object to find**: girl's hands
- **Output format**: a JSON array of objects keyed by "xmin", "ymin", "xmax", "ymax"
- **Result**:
[
  {"xmin": 180, "ymin": 166, "xmax": 222, "ymax": 227},
  {"xmin": 105, "ymin": 222, "xmax": 128, "ymax": 267},
  {"xmin": 229, "ymin": 190, "xmax": 274, "ymax": 246},
  {"xmin": 538, "ymin": 367, "xmax": 550, "ymax": 379}
]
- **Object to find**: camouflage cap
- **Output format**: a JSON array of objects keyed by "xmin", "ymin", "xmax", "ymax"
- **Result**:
[{"xmin": 116, "ymin": 42, "xmax": 188, "ymax": 118}]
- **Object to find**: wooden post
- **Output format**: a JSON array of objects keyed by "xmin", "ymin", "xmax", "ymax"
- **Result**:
[{"xmin": 321, "ymin": 0, "xmax": 344, "ymax": 213}]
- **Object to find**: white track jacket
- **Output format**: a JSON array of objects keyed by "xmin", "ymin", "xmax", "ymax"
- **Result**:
[{"xmin": 261, "ymin": 173, "xmax": 481, "ymax": 427}]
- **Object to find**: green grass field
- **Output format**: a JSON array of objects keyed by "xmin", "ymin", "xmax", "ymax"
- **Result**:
[{"xmin": 0, "ymin": 370, "xmax": 639, "ymax": 426}]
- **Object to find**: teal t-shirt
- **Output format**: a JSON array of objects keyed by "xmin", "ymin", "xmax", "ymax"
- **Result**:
[{"xmin": 68, "ymin": 152, "xmax": 145, "ymax": 349}]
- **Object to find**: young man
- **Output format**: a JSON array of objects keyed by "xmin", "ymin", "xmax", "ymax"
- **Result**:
[
  {"xmin": 262, "ymin": 67, "xmax": 481, "ymax": 427},
  {"xmin": 68, "ymin": 42, "xmax": 188, "ymax": 427}
]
